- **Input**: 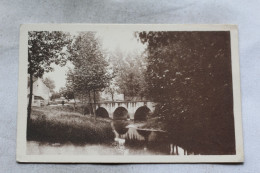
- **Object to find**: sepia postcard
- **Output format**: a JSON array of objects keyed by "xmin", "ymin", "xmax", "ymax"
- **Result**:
[{"xmin": 16, "ymin": 24, "xmax": 243, "ymax": 163}]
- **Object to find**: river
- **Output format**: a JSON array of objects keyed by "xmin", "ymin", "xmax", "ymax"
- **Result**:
[{"xmin": 27, "ymin": 120, "xmax": 188, "ymax": 155}]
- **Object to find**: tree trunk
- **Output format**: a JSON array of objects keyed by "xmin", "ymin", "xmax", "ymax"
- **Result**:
[
  {"xmin": 81, "ymin": 94, "xmax": 84, "ymax": 115},
  {"xmin": 27, "ymin": 73, "xmax": 33, "ymax": 123},
  {"xmin": 93, "ymin": 90, "xmax": 96, "ymax": 120},
  {"xmin": 73, "ymin": 96, "xmax": 76, "ymax": 112},
  {"xmin": 88, "ymin": 92, "xmax": 93, "ymax": 116},
  {"xmin": 176, "ymin": 145, "xmax": 179, "ymax": 155},
  {"xmin": 111, "ymin": 92, "xmax": 114, "ymax": 102}
]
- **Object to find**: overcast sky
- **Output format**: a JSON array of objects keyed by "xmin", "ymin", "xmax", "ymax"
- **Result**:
[{"xmin": 44, "ymin": 31, "xmax": 146, "ymax": 92}]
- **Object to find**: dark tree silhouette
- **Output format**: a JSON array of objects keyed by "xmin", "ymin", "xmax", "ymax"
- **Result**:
[{"xmin": 139, "ymin": 31, "xmax": 235, "ymax": 154}]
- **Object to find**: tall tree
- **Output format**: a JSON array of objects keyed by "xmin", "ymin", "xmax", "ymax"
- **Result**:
[
  {"xmin": 68, "ymin": 32, "xmax": 112, "ymax": 118},
  {"xmin": 104, "ymin": 78, "xmax": 118, "ymax": 101},
  {"xmin": 110, "ymin": 50, "xmax": 147, "ymax": 100},
  {"xmin": 138, "ymin": 31, "xmax": 235, "ymax": 154},
  {"xmin": 59, "ymin": 87, "xmax": 74, "ymax": 102},
  {"xmin": 28, "ymin": 31, "xmax": 71, "ymax": 121}
]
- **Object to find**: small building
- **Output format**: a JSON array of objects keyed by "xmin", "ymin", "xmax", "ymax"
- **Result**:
[{"xmin": 27, "ymin": 78, "xmax": 51, "ymax": 107}]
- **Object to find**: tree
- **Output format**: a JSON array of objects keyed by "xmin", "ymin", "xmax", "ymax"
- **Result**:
[
  {"xmin": 59, "ymin": 87, "xmax": 74, "ymax": 101},
  {"xmin": 50, "ymin": 92, "xmax": 60, "ymax": 101},
  {"xmin": 43, "ymin": 77, "xmax": 55, "ymax": 93},
  {"xmin": 64, "ymin": 68, "xmax": 77, "ymax": 102},
  {"xmin": 138, "ymin": 31, "xmax": 235, "ymax": 154},
  {"xmin": 68, "ymin": 32, "xmax": 112, "ymax": 118},
  {"xmin": 104, "ymin": 78, "xmax": 118, "ymax": 101},
  {"xmin": 65, "ymin": 68, "xmax": 89, "ymax": 114},
  {"xmin": 28, "ymin": 31, "xmax": 71, "ymax": 121},
  {"xmin": 110, "ymin": 49, "xmax": 148, "ymax": 101}
]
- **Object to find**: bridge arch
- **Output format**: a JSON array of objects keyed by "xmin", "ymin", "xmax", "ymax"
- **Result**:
[
  {"xmin": 113, "ymin": 107, "xmax": 129, "ymax": 120},
  {"xmin": 94, "ymin": 101, "xmax": 155, "ymax": 119},
  {"xmin": 134, "ymin": 106, "xmax": 151, "ymax": 121},
  {"xmin": 96, "ymin": 107, "xmax": 109, "ymax": 118}
]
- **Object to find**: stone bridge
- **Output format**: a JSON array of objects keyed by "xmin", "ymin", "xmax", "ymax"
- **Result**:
[{"xmin": 93, "ymin": 101, "xmax": 156, "ymax": 120}]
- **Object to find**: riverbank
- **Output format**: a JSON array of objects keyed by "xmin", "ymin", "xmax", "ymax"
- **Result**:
[{"xmin": 27, "ymin": 106, "xmax": 115, "ymax": 144}]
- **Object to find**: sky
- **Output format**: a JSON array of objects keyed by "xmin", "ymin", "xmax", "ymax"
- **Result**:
[{"xmin": 43, "ymin": 31, "xmax": 146, "ymax": 92}]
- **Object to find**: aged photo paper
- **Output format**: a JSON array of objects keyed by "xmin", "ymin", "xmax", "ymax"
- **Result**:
[{"xmin": 16, "ymin": 24, "xmax": 243, "ymax": 163}]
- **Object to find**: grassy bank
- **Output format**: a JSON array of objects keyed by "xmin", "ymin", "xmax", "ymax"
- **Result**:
[
  {"xmin": 27, "ymin": 107, "xmax": 115, "ymax": 144},
  {"xmin": 44, "ymin": 104, "xmax": 91, "ymax": 115}
]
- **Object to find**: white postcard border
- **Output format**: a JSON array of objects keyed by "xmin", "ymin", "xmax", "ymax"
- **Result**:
[{"xmin": 16, "ymin": 24, "xmax": 244, "ymax": 163}]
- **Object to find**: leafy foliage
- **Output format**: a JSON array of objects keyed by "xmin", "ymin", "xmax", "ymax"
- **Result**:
[
  {"xmin": 110, "ymin": 49, "xmax": 148, "ymax": 100},
  {"xmin": 59, "ymin": 87, "xmax": 75, "ymax": 101},
  {"xmin": 104, "ymin": 78, "xmax": 118, "ymax": 101},
  {"xmin": 50, "ymin": 92, "xmax": 61, "ymax": 101},
  {"xmin": 66, "ymin": 32, "xmax": 112, "ymax": 115},
  {"xmin": 28, "ymin": 31, "xmax": 71, "ymax": 77},
  {"xmin": 139, "ymin": 31, "xmax": 235, "ymax": 154},
  {"xmin": 27, "ymin": 31, "xmax": 72, "ymax": 120},
  {"xmin": 68, "ymin": 32, "xmax": 112, "ymax": 93}
]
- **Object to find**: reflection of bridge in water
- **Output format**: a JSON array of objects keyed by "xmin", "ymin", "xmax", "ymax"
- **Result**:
[
  {"xmin": 111, "ymin": 121, "xmax": 187, "ymax": 155},
  {"xmin": 93, "ymin": 101, "xmax": 156, "ymax": 120}
]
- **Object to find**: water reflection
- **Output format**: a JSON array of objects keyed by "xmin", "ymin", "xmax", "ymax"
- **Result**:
[
  {"xmin": 111, "ymin": 120, "xmax": 186, "ymax": 155},
  {"xmin": 27, "ymin": 120, "xmax": 188, "ymax": 155},
  {"xmin": 111, "ymin": 120, "xmax": 129, "ymax": 137}
]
